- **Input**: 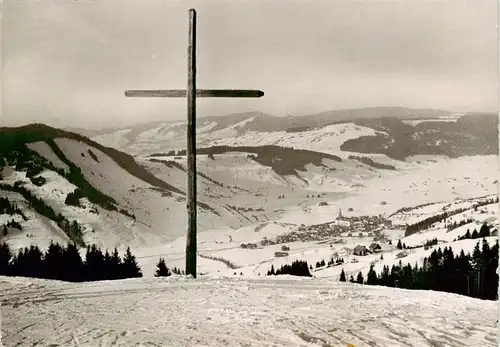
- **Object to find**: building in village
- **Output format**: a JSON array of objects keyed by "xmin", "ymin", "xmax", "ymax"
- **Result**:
[
  {"xmin": 335, "ymin": 208, "xmax": 351, "ymax": 227},
  {"xmin": 352, "ymin": 245, "xmax": 371, "ymax": 256},
  {"xmin": 368, "ymin": 243, "xmax": 382, "ymax": 253}
]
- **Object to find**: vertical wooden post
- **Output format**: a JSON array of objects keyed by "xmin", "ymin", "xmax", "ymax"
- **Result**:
[{"xmin": 186, "ymin": 8, "xmax": 197, "ymax": 278}]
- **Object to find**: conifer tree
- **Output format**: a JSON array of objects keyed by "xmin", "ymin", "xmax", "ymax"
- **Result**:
[
  {"xmin": 356, "ymin": 271, "xmax": 364, "ymax": 284},
  {"xmin": 155, "ymin": 257, "xmax": 171, "ymax": 277},
  {"xmin": 110, "ymin": 247, "xmax": 123, "ymax": 279},
  {"xmin": 122, "ymin": 247, "xmax": 143, "ymax": 278},
  {"xmin": 397, "ymin": 239, "xmax": 402, "ymax": 249},
  {"xmin": 366, "ymin": 265, "xmax": 378, "ymax": 285},
  {"xmin": 85, "ymin": 244, "xmax": 105, "ymax": 281},
  {"xmin": 479, "ymin": 223, "xmax": 491, "ymax": 238},
  {"xmin": 44, "ymin": 241, "xmax": 64, "ymax": 280},
  {"xmin": 471, "ymin": 229, "xmax": 479, "ymax": 239},
  {"xmin": 471, "ymin": 241, "xmax": 483, "ymax": 297},
  {"xmin": 103, "ymin": 250, "xmax": 112, "ymax": 280},
  {"xmin": 0, "ymin": 242, "xmax": 12, "ymax": 275},
  {"xmin": 464, "ymin": 229, "xmax": 471, "ymax": 239},
  {"xmin": 339, "ymin": 268, "xmax": 346, "ymax": 282}
]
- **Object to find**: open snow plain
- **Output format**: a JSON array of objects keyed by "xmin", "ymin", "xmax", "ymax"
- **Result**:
[{"xmin": 1, "ymin": 275, "xmax": 497, "ymax": 347}]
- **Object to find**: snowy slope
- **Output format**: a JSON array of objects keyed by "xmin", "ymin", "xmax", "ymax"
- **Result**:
[
  {"xmin": 0, "ymin": 189, "xmax": 71, "ymax": 254},
  {"xmin": 1, "ymin": 276, "xmax": 497, "ymax": 347},
  {"xmin": 91, "ymin": 115, "xmax": 386, "ymax": 158},
  {"xmin": 206, "ymin": 123, "xmax": 383, "ymax": 159},
  {"xmin": 27, "ymin": 141, "xmax": 70, "ymax": 173}
]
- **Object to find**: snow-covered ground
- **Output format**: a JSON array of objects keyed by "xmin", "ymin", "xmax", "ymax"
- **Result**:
[
  {"xmin": 1, "ymin": 123, "xmax": 499, "ymax": 346},
  {"xmin": 206, "ymin": 123, "xmax": 383, "ymax": 159},
  {"xmin": 1, "ymin": 276, "xmax": 497, "ymax": 347},
  {"xmin": 92, "ymin": 119, "xmax": 388, "ymax": 158}
]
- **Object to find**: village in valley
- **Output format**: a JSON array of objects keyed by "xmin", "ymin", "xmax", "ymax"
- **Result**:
[
  {"xmin": 236, "ymin": 197, "xmax": 498, "ymax": 277},
  {"xmin": 240, "ymin": 208, "xmax": 393, "ymax": 259}
]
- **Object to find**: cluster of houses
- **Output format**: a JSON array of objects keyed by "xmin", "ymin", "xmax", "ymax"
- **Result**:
[
  {"xmin": 351, "ymin": 242, "xmax": 410, "ymax": 259},
  {"xmin": 352, "ymin": 243, "xmax": 382, "ymax": 256},
  {"xmin": 335, "ymin": 209, "xmax": 392, "ymax": 234},
  {"xmin": 274, "ymin": 245, "xmax": 290, "ymax": 257},
  {"xmin": 293, "ymin": 209, "xmax": 393, "ymax": 240},
  {"xmin": 240, "ymin": 242, "xmax": 259, "ymax": 249}
]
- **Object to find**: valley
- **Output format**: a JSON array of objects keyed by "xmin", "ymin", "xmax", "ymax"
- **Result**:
[{"xmin": 0, "ymin": 109, "xmax": 498, "ymax": 347}]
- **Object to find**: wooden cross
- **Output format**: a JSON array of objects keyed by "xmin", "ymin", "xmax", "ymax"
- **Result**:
[{"xmin": 124, "ymin": 9, "xmax": 264, "ymax": 278}]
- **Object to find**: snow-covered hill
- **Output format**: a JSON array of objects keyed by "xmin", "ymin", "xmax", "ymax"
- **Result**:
[
  {"xmin": 1, "ymin": 275, "xmax": 497, "ymax": 347},
  {"xmin": 87, "ymin": 108, "xmax": 498, "ymax": 160},
  {"xmin": 0, "ymin": 114, "xmax": 498, "ymax": 346},
  {"xmin": 0, "ymin": 120, "xmax": 497, "ymax": 258}
]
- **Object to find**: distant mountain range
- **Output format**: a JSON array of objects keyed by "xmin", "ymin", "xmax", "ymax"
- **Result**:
[
  {"xmin": 69, "ymin": 107, "xmax": 456, "ymax": 137},
  {"xmin": 74, "ymin": 107, "xmax": 498, "ymax": 159}
]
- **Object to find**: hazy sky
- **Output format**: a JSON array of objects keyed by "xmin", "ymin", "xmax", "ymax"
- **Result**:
[{"xmin": 2, "ymin": 0, "xmax": 498, "ymax": 129}]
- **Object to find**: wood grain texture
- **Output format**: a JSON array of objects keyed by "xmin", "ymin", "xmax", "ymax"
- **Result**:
[
  {"xmin": 125, "ymin": 89, "xmax": 264, "ymax": 98},
  {"xmin": 185, "ymin": 8, "xmax": 197, "ymax": 279}
]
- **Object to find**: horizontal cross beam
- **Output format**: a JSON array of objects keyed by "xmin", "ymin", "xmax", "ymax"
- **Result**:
[{"xmin": 125, "ymin": 89, "xmax": 264, "ymax": 98}]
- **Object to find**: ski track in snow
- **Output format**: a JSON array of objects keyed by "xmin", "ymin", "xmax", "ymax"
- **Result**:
[{"xmin": 1, "ymin": 276, "xmax": 497, "ymax": 347}]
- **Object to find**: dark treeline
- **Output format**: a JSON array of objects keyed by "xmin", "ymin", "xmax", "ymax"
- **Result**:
[
  {"xmin": 348, "ymin": 155, "xmax": 396, "ymax": 171},
  {"xmin": 398, "ymin": 223, "xmax": 493, "ymax": 251},
  {"xmin": 172, "ymin": 145, "xmax": 342, "ymax": 177},
  {"xmin": 405, "ymin": 198, "xmax": 498, "ymax": 237},
  {"xmin": 405, "ymin": 212, "xmax": 450, "ymax": 237},
  {"xmin": 340, "ymin": 238, "xmax": 499, "ymax": 300},
  {"xmin": 456, "ymin": 223, "xmax": 493, "ymax": 241},
  {"xmin": 0, "ymin": 142, "xmax": 133, "ymax": 218},
  {"xmin": 0, "ymin": 183, "xmax": 85, "ymax": 246},
  {"xmin": 0, "ymin": 197, "xmax": 26, "ymax": 218},
  {"xmin": 3, "ymin": 221, "xmax": 22, "ymax": 234},
  {"xmin": 267, "ymin": 260, "xmax": 312, "ymax": 277},
  {"xmin": 312, "ymin": 257, "xmax": 344, "ymax": 270},
  {"xmin": 447, "ymin": 218, "xmax": 474, "ymax": 232},
  {"xmin": 398, "ymin": 238, "xmax": 437, "ymax": 250},
  {"xmin": 154, "ymin": 257, "xmax": 185, "ymax": 277},
  {"xmin": 0, "ymin": 241, "xmax": 142, "ymax": 282}
]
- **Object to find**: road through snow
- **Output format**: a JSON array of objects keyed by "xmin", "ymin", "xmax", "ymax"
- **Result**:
[{"xmin": 1, "ymin": 276, "xmax": 497, "ymax": 347}]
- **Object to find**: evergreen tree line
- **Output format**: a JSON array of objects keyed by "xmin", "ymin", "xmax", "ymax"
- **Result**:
[
  {"xmin": 267, "ymin": 260, "xmax": 312, "ymax": 277},
  {"xmin": 398, "ymin": 223, "xmax": 493, "ymax": 251},
  {"xmin": 456, "ymin": 224, "xmax": 493, "ymax": 241},
  {"xmin": 44, "ymin": 139, "xmax": 119, "ymax": 211},
  {"xmin": 154, "ymin": 258, "xmax": 190, "ymax": 277},
  {"xmin": 311, "ymin": 257, "xmax": 344, "ymax": 270},
  {"xmin": 1, "ymin": 142, "xmax": 119, "ymax": 213},
  {"xmin": 0, "ymin": 197, "xmax": 26, "ymax": 217},
  {"xmin": 154, "ymin": 257, "xmax": 187, "ymax": 277},
  {"xmin": 340, "ymin": 238, "xmax": 499, "ymax": 300},
  {"xmin": 0, "ymin": 241, "xmax": 142, "ymax": 282},
  {"xmin": 339, "ymin": 268, "xmax": 365, "ymax": 284},
  {"xmin": 65, "ymin": 189, "xmax": 85, "ymax": 207},
  {"xmin": 405, "ymin": 199, "xmax": 498, "ymax": 237},
  {"xmin": 447, "ymin": 218, "xmax": 474, "ymax": 232},
  {"xmin": 2, "ymin": 221, "xmax": 22, "ymax": 234},
  {"xmin": 0, "ymin": 183, "xmax": 85, "ymax": 246},
  {"xmin": 66, "ymin": 188, "xmax": 135, "ymax": 220},
  {"xmin": 405, "ymin": 211, "xmax": 451, "ymax": 237},
  {"xmin": 398, "ymin": 238, "xmax": 438, "ymax": 250}
]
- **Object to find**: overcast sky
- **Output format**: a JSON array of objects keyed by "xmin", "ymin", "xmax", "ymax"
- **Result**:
[{"xmin": 1, "ymin": 0, "xmax": 498, "ymax": 129}]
